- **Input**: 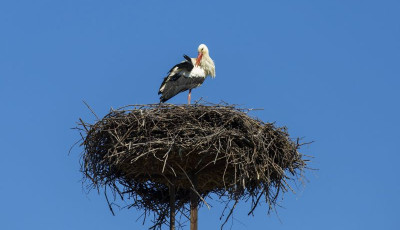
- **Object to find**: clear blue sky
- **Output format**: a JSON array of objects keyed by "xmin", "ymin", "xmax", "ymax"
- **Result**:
[{"xmin": 1, "ymin": 0, "xmax": 399, "ymax": 229}]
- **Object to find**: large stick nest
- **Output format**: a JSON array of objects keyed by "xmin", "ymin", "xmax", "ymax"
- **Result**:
[{"xmin": 78, "ymin": 102, "xmax": 308, "ymax": 229}]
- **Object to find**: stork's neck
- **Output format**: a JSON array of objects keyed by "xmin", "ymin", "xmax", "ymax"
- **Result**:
[
  {"xmin": 199, "ymin": 54, "xmax": 210, "ymax": 65},
  {"xmin": 199, "ymin": 54, "xmax": 215, "ymax": 78}
]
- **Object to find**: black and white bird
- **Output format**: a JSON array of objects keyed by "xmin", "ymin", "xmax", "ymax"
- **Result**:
[{"xmin": 158, "ymin": 44, "xmax": 215, "ymax": 104}]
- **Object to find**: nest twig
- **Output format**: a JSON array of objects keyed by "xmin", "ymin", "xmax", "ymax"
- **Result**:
[{"xmin": 77, "ymin": 101, "xmax": 309, "ymax": 229}]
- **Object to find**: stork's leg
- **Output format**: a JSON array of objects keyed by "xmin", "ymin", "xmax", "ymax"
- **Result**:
[{"xmin": 188, "ymin": 89, "xmax": 192, "ymax": 105}]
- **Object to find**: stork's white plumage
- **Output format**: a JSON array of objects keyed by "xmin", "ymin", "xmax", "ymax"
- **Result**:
[{"xmin": 158, "ymin": 44, "xmax": 215, "ymax": 104}]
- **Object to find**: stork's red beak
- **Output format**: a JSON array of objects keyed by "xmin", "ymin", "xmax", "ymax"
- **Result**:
[{"xmin": 195, "ymin": 52, "xmax": 203, "ymax": 66}]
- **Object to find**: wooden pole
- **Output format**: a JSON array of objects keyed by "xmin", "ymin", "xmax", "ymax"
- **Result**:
[
  {"xmin": 190, "ymin": 174, "xmax": 198, "ymax": 230},
  {"xmin": 169, "ymin": 182, "xmax": 176, "ymax": 230}
]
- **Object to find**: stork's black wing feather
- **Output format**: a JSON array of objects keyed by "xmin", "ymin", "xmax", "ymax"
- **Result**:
[
  {"xmin": 183, "ymin": 55, "xmax": 192, "ymax": 63},
  {"xmin": 158, "ymin": 55, "xmax": 205, "ymax": 103},
  {"xmin": 159, "ymin": 76, "xmax": 205, "ymax": 103},
  {"xmin": 166, "ymin": 55, "xmax": 193, "ymax": 74},
  {"xmin": 159, "ymin": 55, "xmax": 194, "ymax": 94}
]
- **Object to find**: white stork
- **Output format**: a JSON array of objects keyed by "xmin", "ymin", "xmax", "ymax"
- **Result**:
[{"xmin": 158, "ymin": 44, "xmax": 215, "ymax": 104}]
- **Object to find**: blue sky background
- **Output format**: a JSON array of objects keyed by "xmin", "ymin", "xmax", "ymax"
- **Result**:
[{"xmin": 1, "ymin": 0, "xmax": 399, "ymax": 229}]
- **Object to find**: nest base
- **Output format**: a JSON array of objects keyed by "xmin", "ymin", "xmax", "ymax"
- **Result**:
[{"xmin": 78, "ymin": 102, "xmax": 307, "ymax": 229}]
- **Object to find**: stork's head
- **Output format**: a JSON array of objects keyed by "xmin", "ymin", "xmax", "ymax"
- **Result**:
[
  {"xmin": 196, "ymin": 44, "xmax": 209, "ymax": 66},
  {"xmin": 198, "ymin": 44, "xmax": 209, "ymax": 55}
]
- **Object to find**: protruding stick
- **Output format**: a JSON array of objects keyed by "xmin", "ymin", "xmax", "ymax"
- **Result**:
[
  {"xmin": 169, "ymin": 183, "xmax": 176, "ymax": 230},
  {"xmin": 190, "ymin": 174, "xmax": 198, "ymax": 230}
]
